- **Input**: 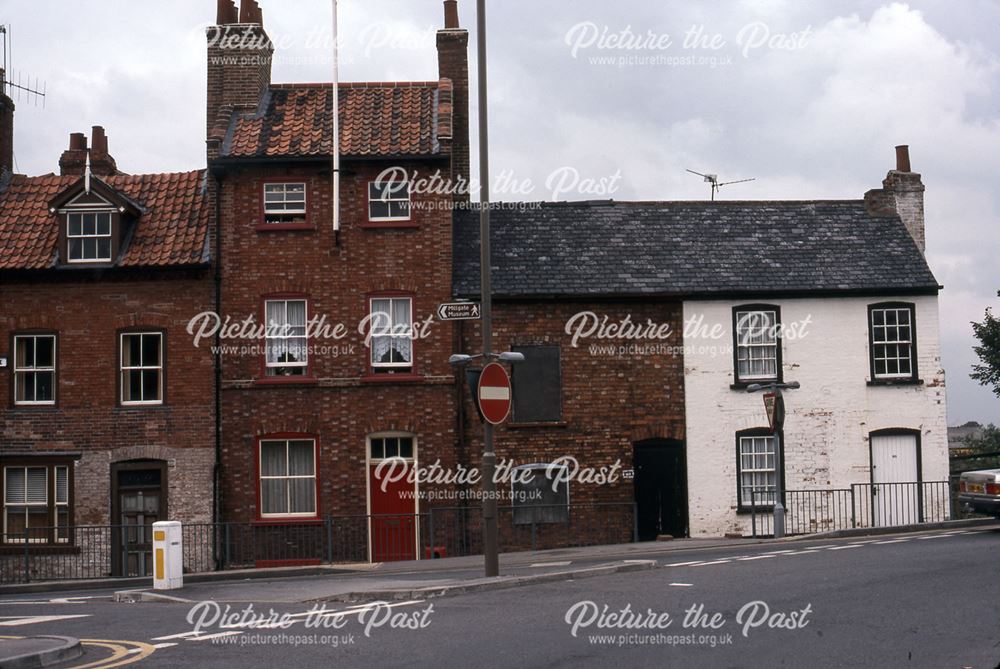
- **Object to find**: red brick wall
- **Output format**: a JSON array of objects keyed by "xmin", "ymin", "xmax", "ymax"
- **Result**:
[
  {"xmin": 215, "ymin": 160, "xmax": 461, "ymax": 523},
  {"xmin": 0, "ymin": 271, "xmax": 216, "ymax": 524}
]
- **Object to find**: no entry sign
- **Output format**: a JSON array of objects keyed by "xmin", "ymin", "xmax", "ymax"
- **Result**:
[{"xmin": 478, "ymin": 362, "xmax": 512, "ymax": 425}]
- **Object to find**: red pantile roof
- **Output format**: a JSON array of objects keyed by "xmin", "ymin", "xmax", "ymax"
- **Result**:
[
  {"xmin": 222, "ymin": 81, "xmax": 450, "ymax": 159},
  {"xmin": 0, "ymin": 170, "xmax": 210, "ymax": 270}
]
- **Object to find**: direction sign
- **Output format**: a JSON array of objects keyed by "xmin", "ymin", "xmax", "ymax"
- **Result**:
[
  {"xmin": 478, "ymin": 362, "xmax": 512, "ymax": 425},
  {"xmin": 437, "ymin": 302, "xmax": 481, "ymax": 321},
  {"xmin": 763, "ymin": 391, "xmax": 785, "ymax": 432}
]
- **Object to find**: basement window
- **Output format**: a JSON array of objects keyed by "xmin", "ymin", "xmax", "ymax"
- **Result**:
[{"xmin": 263, "ymin": 183, "xmax": 307, "ymax": 225}]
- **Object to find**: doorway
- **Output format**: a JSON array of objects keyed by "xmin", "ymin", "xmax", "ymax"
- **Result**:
[
  {"xmin": 870, "ymin": 431, "xmax": 921, "ymax": 527},
  {"xmin": 111, "ymin": 460, "xmax": 167, "ymax": 577},
  {"xmin": 633, "ymin": 439, "xmax": 688, "ymax": 540},
  {"xmin": 367, "ymin": 435, "xmax": 418, "ymax": 562}
]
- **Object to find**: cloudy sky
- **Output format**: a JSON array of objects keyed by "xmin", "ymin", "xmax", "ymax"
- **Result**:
[{"xmin": 4, "ymin": 0, "xmax": 998, "ymax": 424}]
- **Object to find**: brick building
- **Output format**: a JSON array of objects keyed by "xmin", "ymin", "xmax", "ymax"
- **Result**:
[{"xmin": 0, "ymin": 89, "xmax": 215, "ymax": 576}]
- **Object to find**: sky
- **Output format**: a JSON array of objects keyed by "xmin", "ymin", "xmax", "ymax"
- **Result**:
[{"xmin": 2, "ymin": 0, "xmax": 998, "ymax": 425}]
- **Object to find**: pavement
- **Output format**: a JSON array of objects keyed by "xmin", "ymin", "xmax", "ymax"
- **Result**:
[{"xmin": 0, "ymin": 518, "xmax": 996, "ymax": 668}]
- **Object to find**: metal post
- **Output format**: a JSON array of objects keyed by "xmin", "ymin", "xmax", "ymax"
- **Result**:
[
  {"xmin": 773, "ymin": 428, "xmax": 785, "ymax": 539},
  {"xmin": 476, "ymin": 0, "xmax": 499, "ymax": 578},
  {"xmin": 428, "ymin": 508, "xmax": 436, "ymax": 559},
  {"xmin": 23, "ymin": 526, "xmax": 29, "ymax": 583}
]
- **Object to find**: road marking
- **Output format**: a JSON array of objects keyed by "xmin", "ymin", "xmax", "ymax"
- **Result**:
[
  {"xmin": 0, "ymin": 614, "xmax": 91, "ymax": 626},
  {"xmin": 761, "ymin": 550, "xmax": 796, "ymax": 555},
  {"xmin": 151, "ymin": 642, "xmax": 177, "ymax": 649},
  {"xmin": 692, "ymin": 560, "xmax": 731, "ymax": 566},
  {"xmin": 802, "ymin": 545, "xmax": 838, "ymax": 549},
  {"xmin": 669, "ymin": 583, "xmax": 693, "ymax": 587},
  {"xmin": 665, "ymin": 561, "xmax": 704, "ymax": 567},
  {"xmin": 151, "ymin": 631, "xmax": 204, "ymax": 641},
  {"xmin": 530, "ymin": 561, "xmax": 571, "ymax": 567},
  {"xmin": 737, "ymin": 555, "xmax": 774, "ymax": 561},
  {"xmin": 74, "ymin": 639, "xmax": 157, "ymax": 669},
  {"xmin": 916, "ymin": 534, "xmax": 948, "ymax": 540},
  {"xmin": 784, "ymin": 550, "xmax": 822, "ymax": 555},
  {"xmin": 187, "ymin": 631, "xmax": 243, "ymax": 641},
  {"xmin": 847, "ymin": 539, "xmax": 879, "ymax": 544},
  {"xmin": 873, "ymin": 539, "xmax": 909, "ymax": 545},
  {"xmin": 828, "ymin": 545, "xmax": 863, "ymax": 550}
]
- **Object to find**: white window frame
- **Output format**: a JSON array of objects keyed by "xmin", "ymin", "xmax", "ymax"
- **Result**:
[
  {"xmin": 66, "ymin": 211, "xmax": 113, "ymax": 263},
  {"xmin": 264, "ymin": 299, "xmax": 309, "ymax": 376},
  {"xmin": 3, "ymin": 466, "xmax": 48, "ymax": 543},
  {"xmin": 369, "ymin": 297, "xmax": 413, "ymax": 370},
  {"xmin": 13, "ymin": 334, "xmax": 56, "ymax": 406},
  {"xmin": 263, "ymin": 182, "xmax": 307, "ymax": 222},
  {"xmin": 54, "ymin": 465, "xmax": 69, "ymax": 544},
  {"xmin": 870, "ymin": 306, "xmax": 915, "ymax": 380},
  {"xmin": 120, "ymin": 332, "xmax": 164, "ymax": 406},
  {"xmin": 258, "ymin": 439, "xmax": 317, "ymax": 519},
  {"xmin": 735, "ymin": 309, "xmax": 779, "ymax": 382},
  {"xmin": 368, "ymin": 435, "xmax": 415, "ymax": 462},
  {"xmin": 368, "ymin": 181, "xmax": 411, "ymax": 222},
  {"xmin": 738, "ymin": 435, "xmax": 777, "ymax": 507}
]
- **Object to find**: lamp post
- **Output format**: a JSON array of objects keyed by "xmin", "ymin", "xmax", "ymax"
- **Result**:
[{"xmin": 746, "ymin": 381, "xmax": 800, "ymax": 539}]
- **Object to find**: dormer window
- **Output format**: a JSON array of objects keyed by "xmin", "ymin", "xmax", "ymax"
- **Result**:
[{"xmin": 67, "ymin": 212, "xmax": 113, "ymax": 263}]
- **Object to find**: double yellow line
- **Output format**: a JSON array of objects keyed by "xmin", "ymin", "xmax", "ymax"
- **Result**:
[{"xmin": 0, "ymin": 636, "xmax": 157, "ymax": 669}]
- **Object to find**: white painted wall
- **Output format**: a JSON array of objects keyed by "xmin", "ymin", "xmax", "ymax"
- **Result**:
[{"xmin": 682, "ymin": 295, "xmax": 948, "ymax": 537}]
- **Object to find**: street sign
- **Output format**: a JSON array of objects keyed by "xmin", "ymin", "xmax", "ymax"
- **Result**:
[
  {"xmin": 478, "ymin": 362, "xmax": 512, "ymax": 425},
  {"xmin": 437, "ymin": 302, "xmax": 481, "ymax": 321},
  {"xmin": 763, "ymin": 391, "xmax": 785, "ymax": 432}
]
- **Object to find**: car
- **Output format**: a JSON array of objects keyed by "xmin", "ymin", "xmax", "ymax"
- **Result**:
[{"xmin": 958, "ymin": 468, "xmax": 1000, "ymax": 518}]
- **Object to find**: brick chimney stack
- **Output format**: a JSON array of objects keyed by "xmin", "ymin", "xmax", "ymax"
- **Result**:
[
  {"xmin": 864, "ymin": 145, "xmax": 926, "ymax": 254},
  {"xmin": 59, "ymin": 127, "xmax": 118, "ymax": 177},
  {"xmin": 437, "ymin": 0, "xmax": 469, "ymax": 200},
  {"xmin": 0, "ymin": 69, "xmax": 14, "ymax": 178},
  {"xmin": 206, "ymin": 0, "xmax": 273, "ymax": 160}
]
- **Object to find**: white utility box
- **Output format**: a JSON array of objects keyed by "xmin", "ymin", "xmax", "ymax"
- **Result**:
[{"xmin": 152, "ymin": 520, "xmax": 183, "ymax": 590}]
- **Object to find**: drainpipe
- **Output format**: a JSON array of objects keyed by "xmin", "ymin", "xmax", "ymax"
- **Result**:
[
  {"xmin": 332, "ymin": 0, "xmax": 341, "ymax": 245},
  {"xmin": 212, "ymin": 170, "xmax": 224, "ymax": 568}
]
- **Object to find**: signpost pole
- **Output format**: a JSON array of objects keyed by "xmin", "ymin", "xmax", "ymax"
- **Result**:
[
  {"xmin": 476, "ymin": 0, "xmax": 499, "ymax": 578},
  {"xmin": 772, "ymin": 410, "xmax": 785, "ymax": 539}
]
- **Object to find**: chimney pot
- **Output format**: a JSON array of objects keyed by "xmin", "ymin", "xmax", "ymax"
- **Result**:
[
  {"xmin": 69, "ymin": 133, "xmax": 87, "ymax": 151},
  {"xmin": 895, "ymin": 144, "xmax": 911, "ymax": 172},
  {"xmin": 240, "ymin": 0, "xmax": 262, "ymax": 24},
  {"xmin": 217, "ymin": 0, "xmax": 238, "ymax": 24},
  {"xmin": 443, "ymin": 0, "xmax": 460, "ymax": 29},
  {"xmin": 91, "ymin": 126, "xmax": 108, "ymax": 155}
]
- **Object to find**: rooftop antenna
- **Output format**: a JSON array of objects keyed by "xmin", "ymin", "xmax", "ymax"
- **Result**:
[
  {"xmin": 0, "ymin": 25, "xmax": 47, "ymax": 107},
  {"xmin": 686, "ymin": 168, "xmax": 755, "ymax": 201}
]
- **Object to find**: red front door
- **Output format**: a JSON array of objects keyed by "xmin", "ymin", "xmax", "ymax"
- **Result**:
[{"xmin": 368, "ymin": 436, "xmax": 417, "ymax": 562}]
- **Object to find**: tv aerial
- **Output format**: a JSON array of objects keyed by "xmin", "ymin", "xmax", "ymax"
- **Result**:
[
  {"xmin": 0, "ymin": 25, "xmax": 47, "ymax": 107},
  {"xmin": 686, "ymin": 169, "xmax": 755, "ymax": 201}
]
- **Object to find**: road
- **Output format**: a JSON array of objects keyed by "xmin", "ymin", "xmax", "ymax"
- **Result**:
[{"xmin": 1, "ymin": 526, "xmax": 997, "ymax": 668}]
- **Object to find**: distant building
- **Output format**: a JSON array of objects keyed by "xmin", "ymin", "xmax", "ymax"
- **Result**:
[{"xmin": 949, "ymin": 421, "xmax": 985, "ymax": 451}]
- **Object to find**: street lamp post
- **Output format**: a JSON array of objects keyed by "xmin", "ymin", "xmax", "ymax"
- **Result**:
[{"xmin": 746, "ymin": 381, "xmax": 800, "ymax": 539}]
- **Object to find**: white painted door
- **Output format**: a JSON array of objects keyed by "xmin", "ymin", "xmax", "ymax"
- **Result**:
[{"xmin": 871, "ymin": 434, "xmax": 919, "ymax": 527}]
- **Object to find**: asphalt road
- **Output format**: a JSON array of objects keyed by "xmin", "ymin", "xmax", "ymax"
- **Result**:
[{"xmin": 1, "ymin": 527, "xmax": 998, "ymax": 669}]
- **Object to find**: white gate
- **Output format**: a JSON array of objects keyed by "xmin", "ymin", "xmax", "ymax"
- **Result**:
[{"xmin": 871, "ymin": 433, "xmax": 920, "ymax": 527}]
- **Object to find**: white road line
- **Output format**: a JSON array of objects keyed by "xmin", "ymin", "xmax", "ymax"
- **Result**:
[
  {"xmin": 784, "ymin": 550, "xmax": 822, "ymax": 555},
  {"xmin": 692, "ymin": 560, "xmax": 731, "ymax": 566},
  {"xmin": 847, "ymin": 540, "xmax": 879, "ymax": 544},
  {"xmin": 530, "ymin": 561, "xmax": 571, "ymax": 567},
  {"xmin": 803, "ymin": 545, "xmax": 838, "ymax": 550},
  {"xmin": 665, "ymin": 561, "xmax": 704, "ymax": 567},
  {"xmin": 669, "ymin": 583, "xmax": 693, "ymax": 587},
  {"xmin": 761, "ymin": 550, "xmax": 796, "ymax": 555},
  {"xmin": 0, "ymin": 614, "xmax": 91, "ymax": 626},
  {"xmin": 873, "ymin": 539, "xmax": 909, "ymax": 545},
  {"xmin": 151, "ymin": 642, "xmax": 178, "ymax": 649},
  {"xmin": 151, "ymin": 631, "xmax": 204, "ymax": 641},
  {"xmin": 737, "ymin": 555, "xmax": 774, "ymax": 561},
  {"xmin": 916, "ymin": 534, "xmax": 948, "ymax": 540},
  {"xmin": 828, "ymin": 545, "xmax": 863, "ymax": 551}
]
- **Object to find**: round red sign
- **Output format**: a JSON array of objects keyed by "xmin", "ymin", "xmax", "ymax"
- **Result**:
[{"xmin": 478, "ymin": 362, "xmax": 512, "ymax": 425}]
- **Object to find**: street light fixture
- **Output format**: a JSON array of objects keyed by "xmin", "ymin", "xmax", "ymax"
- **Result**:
[{"xmin": 745, "ymin": 381, "xmax": 800, "ymax": 538}]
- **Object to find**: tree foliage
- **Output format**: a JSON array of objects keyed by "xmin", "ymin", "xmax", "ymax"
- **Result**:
[{"xmin": 971, "ymin": 293, "xmax": 1000, "ymax": 398}]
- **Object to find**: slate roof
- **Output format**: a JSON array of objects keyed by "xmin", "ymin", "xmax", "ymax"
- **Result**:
[
  {"xmin": 0, "ymin": 170, "xmax": 210, "ymax": 270},
  {"xmin": 452, "ymin": 200, "xmax": 940, "ymax": 298},
  {"xmin": 221, "ymin": 81, "xmax": 449, "ymax": 159}
]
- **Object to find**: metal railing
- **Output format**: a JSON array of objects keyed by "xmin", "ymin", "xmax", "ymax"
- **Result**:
[
  {"xmin": 750, "ymin": 481, "xmax": 953, "ymax": 538},
  {"xmin": 0, "ymin": 502, "xmax": 637, "ymax": 585}
]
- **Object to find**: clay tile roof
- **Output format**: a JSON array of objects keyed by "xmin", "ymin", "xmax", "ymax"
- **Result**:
[
  {"xmin": 0, "ymin": 170, "xmax": 210, "ymax": 271},
  {"xmin": 222, "ymin": 81, "xmax": 445, "ymax": 159}
]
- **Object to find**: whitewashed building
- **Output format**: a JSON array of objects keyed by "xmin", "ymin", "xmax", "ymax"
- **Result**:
[{"xmin": 683, "ymin": 147, "xmax": 948, "ymax": 537}]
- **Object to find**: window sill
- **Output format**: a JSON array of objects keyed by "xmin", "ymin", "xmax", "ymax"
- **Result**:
[
  {"xmin": 361, "ymin": 373, "xmax": 424, "ymax": 384},
  {"xmin": 730, "ymin": 380, "xmax": 782, "ymax": 391},
  {"xmin": 252, "ymin": 518, "xmax": 323, "ymax": 526},
  {"xmin": 253, "ymin": 376, "xmax": 319, "ymax": 387},
  {"xmin": 867, "ymin": 378, "xmax": 924, "ymax": 387},
  {"xmin": 255, "ymin": 223, "xmax": 316, "ymax": 232},
  {"xmin": 116, "ymin": 403, "xmax": 168, "ymax": 410},
  {"xmin": 9, "ymin": 404, "xmax": 58, "ymax": 411},
  {"xmin": 507, "ymin": 421, "xmax": 568, "ymax": 429},
  {"xmin": 0, "ymin": 544, "xmax": 80, "ymax": 555},
  {"xmin": 358, "ymin": 221, "xmax": 420, "ymax": 230}
]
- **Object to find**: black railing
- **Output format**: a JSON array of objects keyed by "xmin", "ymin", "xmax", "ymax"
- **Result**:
[
  {"xmin": 750, "ymin": 481, "xmax": 953, "ymax": 537},
  {"xmin": 0, "ymin": 502, "xmax": 637, "ymax": 585}
]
